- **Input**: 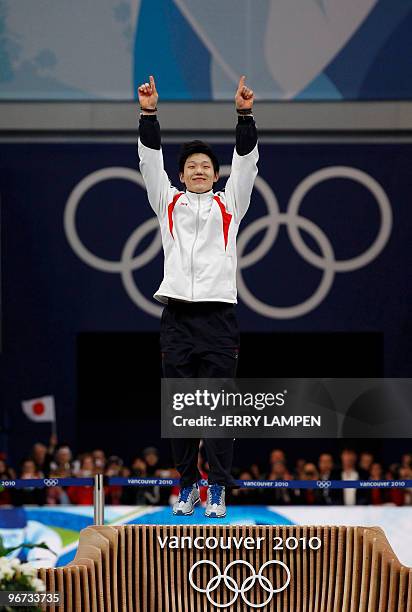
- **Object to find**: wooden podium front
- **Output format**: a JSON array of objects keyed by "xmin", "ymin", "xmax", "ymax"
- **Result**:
[{"xmin": 38, "ymin": 524, "xmax": 412, "ymax": 611}]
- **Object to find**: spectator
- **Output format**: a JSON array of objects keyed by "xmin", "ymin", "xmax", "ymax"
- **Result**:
[
  {"xmin": 49, "ymin": 445, "xmax": 74, "ymax": 477},
  {"xmin": 31, "ymin": 444, "xmax": 47, "ymax": 475},
  {"xmin": 249, "ymin": 463, "xmax": 261, "ymax": 480},
  {"xmin": 106, "ymin": 456, "xmax": 123, "ymax": 476},
  {"xmin": 66, "ymin": 454, "xmax": 95, "ymax": 505},
  {"xmin": 399, "ymin": 464, "xmax": 412, "ymax": 505},
  {"xmin": 330, "ymin": 449, "xmax": 369, "ymax": 505},
  {"xmin": 262, "ymin": 454, "xmax": 296, "ymax": 505},
  {"xmin": 0, "ymin": 458, "xmax": 16, "ymax": 480},
  {"xmin": 142, "ymin": 447, "xmax": 160, "ymax": 476},
  {"xmin": 105, "ymin": 456, "xmax": 124, "ymax": 505},
  {"xmin": 268, "ymin": 449, "xmax": 292, "ymax": 480},
  {"xmin": 293, "ymin": 458, "xmax": 307, "ymax": 480},
  {"xmin": 77, "ymin": 454, "xmax": 95, "ymax": 477},
  {"xmin": 20, "ymin": 460, "xmax": 41, "ymax": 479},
  {"xmin": 388, "ymin": 462, "xmax": 400, "ymax": 476},
  {"xmin": 297, "ymin": 462, "xmax": 324, "ymax": 505},
  {"xmin": 269, "ymin": 449, "xmax": 286, "ymax": 465},
  {"xmin": 368, "ymin": 462, "xmax": 403, "ymax": 505},
  {"xmin": 359, "ymin": 451, "xmax": 374, "ymax": 473},
  {"xmin": 385, "ymin": 465, "xmax": 404, "ymax": 506},
  {"xmin": 370, "ymin": 462, "xmax": 383, "ymax": 480},
  {"xmin": 268, "ymin": 459, "xmax": 290, "ymax": 481},
  {"xmin": 30, "ymin": 434, "xmax": 57, "ymax": 477},
  {"xmin": 318, "ymin": 453, "xmax": 334, "ymax": 479},
  {"xmin": 369, "ymin": 462, "xmax": 386, "ymax": 505},
  {"xmin": 401, "ymin": 453, "xmax": 412, "ymax": 470},
  {"xmin": 303, "ymin": 462, "xmax": 318, "ymax": 478},
  {"xmin": 317, "ymin": 453, "xmax": 335, "ymax": 505},
  {"xmin": 121, "ymin": 456, "xmax": 160, "ymax": 505},
  {"xmin": 13, "ymin": 459, "xmax": 46, "ymax": 506},
  {"xmin": 92, "ymin": 449, "xmax": 106, "ymax": 474}
]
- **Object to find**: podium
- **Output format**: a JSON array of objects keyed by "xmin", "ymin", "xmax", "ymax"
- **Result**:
[{"xmin": 38, "ymin": 524, "xmax": 412, "ymax": 611}]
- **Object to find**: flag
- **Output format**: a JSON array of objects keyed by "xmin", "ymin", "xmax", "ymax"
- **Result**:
[{"xmin": 22, "ymin": 396, "xmax": 55, "ymax": 422}]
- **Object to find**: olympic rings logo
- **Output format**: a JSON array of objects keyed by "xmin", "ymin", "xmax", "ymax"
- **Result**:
[
  {"xmin": 64, "ymin": 165, "xmax": 392, "ymax": 319},
  {"xmin": 317, "ymin": 480, "xmax": 331, "ymax": 488},
  {"xmin": 44, "ymin": 479, "xmax": 59, "ymax": 487},
  {"xmin": 189, "ymin": 559, "xmax": 290, "ymax": 608}
]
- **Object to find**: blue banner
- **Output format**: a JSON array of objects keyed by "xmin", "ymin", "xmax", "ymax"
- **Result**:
[{"xmin": 1, "ymin": 478, "xmax": 411, "ymax": 490}]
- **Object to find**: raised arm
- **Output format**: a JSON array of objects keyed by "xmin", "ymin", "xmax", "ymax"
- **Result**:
[
  {"xmin": 224, "ymin": 76, "xmax": 259, "ymax": 222},
  {"xmin": 137, "ymin": 75, "xmax": 179, "ymax": 215}
]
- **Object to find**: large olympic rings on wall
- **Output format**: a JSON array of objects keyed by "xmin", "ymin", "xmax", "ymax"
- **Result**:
[{"xmin": 64, "ymin": 165, "xmax": 392, "ymax": 319}]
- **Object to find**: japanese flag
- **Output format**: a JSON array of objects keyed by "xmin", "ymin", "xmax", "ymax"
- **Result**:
[{"xmin": 22, "ymin": 396, "xmax": 55, "ymax": 422}]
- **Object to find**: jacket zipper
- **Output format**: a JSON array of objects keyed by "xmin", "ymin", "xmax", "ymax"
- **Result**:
[{"xmin": 190, "ymin": 194, "xmax": 200, "ymax": 300}]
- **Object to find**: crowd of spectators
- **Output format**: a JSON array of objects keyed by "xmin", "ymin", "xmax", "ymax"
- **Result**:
[{"xmin": 1, "ymin": 436, "xmax": 411, "ymax": 507}]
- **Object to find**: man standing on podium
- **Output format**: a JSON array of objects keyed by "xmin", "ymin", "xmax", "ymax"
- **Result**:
[{"xmin": 137, "ymin": 74, "xmax": 258, "ymax": 517}]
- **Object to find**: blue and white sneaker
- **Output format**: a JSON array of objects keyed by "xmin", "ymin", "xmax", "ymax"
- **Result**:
[
  {"xmin": 172, "ymin": 484, "xmax": 200, "ymax": 516},
  {"xmin": 205, "ymin": 484, "xmax": 226, "ymax": 518}
]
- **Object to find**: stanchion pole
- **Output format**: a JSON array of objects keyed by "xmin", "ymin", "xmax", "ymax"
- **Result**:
[{"xmin": 93, "ymin": 474, "xmax": 105, "ymax": 525}]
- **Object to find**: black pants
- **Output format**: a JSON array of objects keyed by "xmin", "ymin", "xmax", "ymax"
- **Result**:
[{"xmin": 160, "ymin": 299, "xmax": 240, "ymax": 487}]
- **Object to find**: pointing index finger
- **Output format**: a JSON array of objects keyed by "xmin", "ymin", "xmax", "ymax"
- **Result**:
[{"xmin": 237, "ymin": 75, "xmax": 246, "ymax": 92}]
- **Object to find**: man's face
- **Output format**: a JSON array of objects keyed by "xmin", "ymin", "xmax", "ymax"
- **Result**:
[
  {"xmin": 359, "ymin": 452, "xmax": 373, "ymax": 470},
  {"xmin": 57, "ymin": 447, "xmax": 71, "ymax": 464},
  {"xmin": 270, "ymin": 450, "xmax": 285, "ymax": 466},
  {"xmin": 92, "ymin": 449, "xmax": 106, "ymax": 468},
  {"xmin": 179, "ymin": 153, "xmax": 219, "ymax": 193},
  {"xmin": 144, "ymin": 452, "xmax": 158, "ymax": 467},
  {"xmin": 371, "ymin": 463, "xmax": 382, "ymax": 479},
  {"xmin": 303, "ymin": 463, "xmax": 318, "ymax": 480},
  {"xmin": 271, "ymin": 460, "xmax": 286, "ymax": 478},
  {"xmin": 318, "ymin": 453, "xmax": 333, "ymax": 474},
  {"xmin": 33, "ymin": 443, "xmax": 47, "ymax": 462},
  {"xmin": 341, "ymin": 450, "xmax": 356, "ymax": 471},
  {"xmin": 22, "ymin": 460, "xmax": 36, "ymax": 475}
]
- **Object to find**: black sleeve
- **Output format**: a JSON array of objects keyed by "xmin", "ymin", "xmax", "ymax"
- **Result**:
[
  {"xmin": 138, "ymin": 114, "xmax": 161, "ymax": 150},
  {"xmin": 236, "ymin": 115, "xmax": 257, "ymax": 156}
]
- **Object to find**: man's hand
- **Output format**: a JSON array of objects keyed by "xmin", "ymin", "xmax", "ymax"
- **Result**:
[
  {"xmin": 235, "ymin": 75, "xmax": 254, "ymax": 111},
  {"xmin": 138, "ymin": 75, "xmax": 159, "ymax": 112}
]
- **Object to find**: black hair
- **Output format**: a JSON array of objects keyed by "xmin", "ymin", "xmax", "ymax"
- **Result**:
[{"xmin": 178, "ymin": 140, "xmax": 219, "ymax": 175}]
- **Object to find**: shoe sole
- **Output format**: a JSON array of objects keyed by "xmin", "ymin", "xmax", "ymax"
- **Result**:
[
  {"xmin": 173, "ymin": 497, "xmax": 200, "ymax": 516},
  {"xmin": 205, "ymin": 511, "xmax": 226, "ymax": 518}
]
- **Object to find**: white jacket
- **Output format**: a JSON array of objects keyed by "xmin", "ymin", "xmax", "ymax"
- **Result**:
[{"xmin": 138, "ymin": 139, "xmax": 259, "ymax": 304}]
